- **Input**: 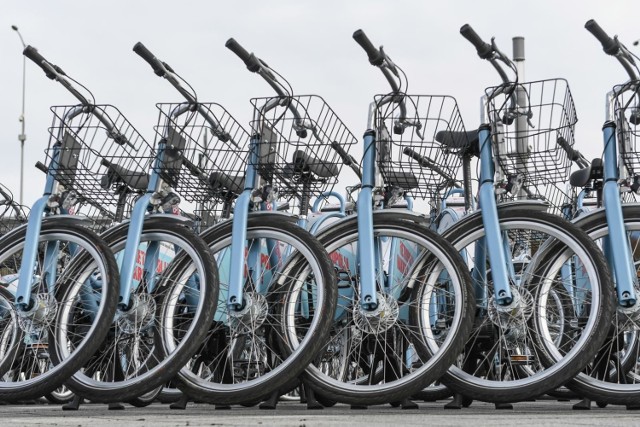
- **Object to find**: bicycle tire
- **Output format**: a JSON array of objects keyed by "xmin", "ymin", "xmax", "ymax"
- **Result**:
[
  {"xmin": 439, "ymin": 208, "xmax": 615, "ymax": 403},
  {"xmin": 302, "ymin": 217, "xmax": 474, "ymax": 405},
  {"xmin": 565, "ymin": 205, "xmax": 640, "ymax": 405},
  {"xmin": 0, "ymin": 218, "xmax": 119, "ymax": 401},
  {"xmin": 175, "ymin": 214, "xmax": 337, "ymax": 405},
  {"xmin": 56, "ymin": 218, "xmax": 218, "ymax": 403}
]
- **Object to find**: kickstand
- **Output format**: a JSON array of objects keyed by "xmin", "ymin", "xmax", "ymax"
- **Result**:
[
  {"xmin": 170, "ymin": 395, "xmax": 189, "ymax": 410},
  {"xmin": 62, "ymin": 396, "xmax": 124, "ymax": 411},
  {"xmin": 444, "ymin": 393, "xmax": 471, "ymax": 409},
  {"xmin": 62, "ymin": 395, "xmax": 83, "ymax": 411},
  {"xmin": 303, "ymin": 387, "xmax": 323, "ymax": 410},
  {"xmin": 400, "ymin": 398, "xmax": 419, "ymax": 409},
  {"xmin": 573, "ymin": 398, "xmax": 591, "ymax": 410},
  {"xmin": 259, "ymin": 391, "xmax": 280, "ymax": 409}
]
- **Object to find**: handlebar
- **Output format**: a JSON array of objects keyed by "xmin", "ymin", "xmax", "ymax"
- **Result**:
[
  {"xmin": 353, "ymin": 29, "xmax": 385, "ymax": 66},
  {"xmin": 459, "ymin": 24, "xmax": 520, "ymax": 123},
  {"xmin": 23, "ymin": 45, "xmax": 60, "ymax": 79},
  {"xmin": 35, "ymin": 161, "xmax": 48, "ymax": 174},
  {"xmin": 331, "ymin": 141, "xmax": 362, "ymax": 180},
  {"xmin": 402, "ymin": 147, "xmax": 460, "ymax": 188},
  {"xmin": 24, "ymin": 45, "xmax": 135, "ymax": 150},
  {"xmin": 225, "ymin": 38, "xmax": 262, "ymax": 72},
  {"xmin": 133, "ymin": 42, "xmax": 237, "ymax": 146},
  {"xmin": 459, "ymin": 24, "xmax": 494, "ymax": 59},
  {"xmin": 584, "ymin": 19, "xmax": 639, "ymax": 82},
  {"xmin": 133, "ymin": 41, "xmax": 196, "ymax": 103},
  {"xmin": 23, "ymin": 45, "xmax": 89, "ymax": 105},
  {"xmin": 353, "ymin": 29, "xmax": 401, "ymax": 94},
  {"xmin": 585, "ymin": 20, "xmax": 619, "ymax": 55},
  {"xmin": 133, "ymin": 42, "xmax": 166, "ymax": 77},
  {"xmin": 557, "ymin": 136, "xmax": 589, "ymax": 169},
  {"xmin": 225, "ymin": 37, "xmax": 314, "ymax": 139}
]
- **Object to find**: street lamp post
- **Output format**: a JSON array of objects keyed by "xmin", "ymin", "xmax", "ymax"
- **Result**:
[{"xmin": 11, "ymin": 25, "xmax": 26, "ymax": 206}]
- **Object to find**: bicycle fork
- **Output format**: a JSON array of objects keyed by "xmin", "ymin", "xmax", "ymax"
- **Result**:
[
  {"xmin": 601, "ymin": 122, "xmax": 637, "ymax": 307},
  {"xmin": 475, "ymin": 124, "xmax": 515, "ymax": 306}
]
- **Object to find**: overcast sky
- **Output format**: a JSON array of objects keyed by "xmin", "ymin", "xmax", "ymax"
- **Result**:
[{"xmin": 2, "ymin": 0, "xmax": 639, "ymax": 208}]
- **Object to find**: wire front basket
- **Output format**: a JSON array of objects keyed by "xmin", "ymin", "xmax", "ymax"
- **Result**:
[
  {"xmin": 154, "ymin": 102, "xmax": 250, "ymax": 212},
  {"xmin": 496, "ymin": 179, "xmax": 574, "ymax": 216},
  {"xmin": 374, "ymin": 94, "xmax": 465, "ymax": 199},
  {"xmin": 47, "ymin": 105, "xmax": 155, "ymax": 222},
  {"xmin": 250, "ymin": 95, "xmax": 358, "ymax": 199},
  {"xmin": 613, "ymin": 82, "xmax": 640, "ymax": 177},
  {"xmin": 0, "ymin": 184, "xmax": 28, "ymax": 236},
  {"xmin": 486, "ymin": 78, "xmax": 577, "ymax": 187}
]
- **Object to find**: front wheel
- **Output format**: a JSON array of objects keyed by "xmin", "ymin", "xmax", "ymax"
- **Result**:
[
  {"xmin": 566, "ymin": 205, "xmax": 640, "ymax": 405},
  {"xmin": 439, "ymin": 208, "xmax": 615, "ymax": 403},
  {"xmin": 0, "ymin": 219, "xmax": 119, "ymax": 401},
  {"xmin": 57, "ymin": 218, "xmax": 218, "ymax": 403},
  {"xmin": 175, "ymin": 215, "xmax": 337, "ymax": 405},
  {"xmin": 302, "ymin": 217, "xmax": 474, "ymax": 406}
]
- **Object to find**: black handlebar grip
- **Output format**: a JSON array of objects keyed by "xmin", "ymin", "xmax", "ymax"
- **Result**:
[
  {"xmin": 133, "ymin": 42, "xmax": 166, "ymax": 77},
  {"xmin": 23, "ymin": 46, "xmax": 56, "ymax": 80},
  {"xmin": 225, "ymin": 38, "xmax": 261, "ymax": 72},
  {"xmin": 35, "ymin": 161, "xmax": 48, "ymax": 174},
  {"xmin": 585, "ymin": 20, "xmax": 619, "ymax": 55},
  {"xmin": 331, "ymin": 141, "xmax": 353, "ymax": 165},
  {"xmin": 352, "ymin": 29, "xmax": 384, "ymax": 66},
  {"xmin": 460, "ymin": 24, "xmax": 494, "ymax": 59},
  {"xmin": 556, "ymin": 137, "xmax": 579, "ymax": 161}
]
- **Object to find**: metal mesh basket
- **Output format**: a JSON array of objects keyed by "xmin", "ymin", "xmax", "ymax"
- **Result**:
[
  {"xmin": 374, "ymin": 94, "xmax": 465, "ymax": 199},
  {"xmin": 486, "ymin": 78, "xmax": 578, "ymax": 188},
  {"xmin": 0, "ymin": 184, "xmax": 28, "ymax": 236},
  {"xmin": 613, "ymin": 83, "xmax": 640, "ymax": 177},
  {"xmin": 249, "ymin": 95, "xmax": 358, "ymax": 199},
  {"xmin": 496, "ymin": 179, "xmax": 574, "ymax": 216},
  {"xmin": 47, "ymin": 105, "xmax": 155, "ymax": 220},
  {"xmin": 71, "ymin": 193, "xmax": 138, "ymax": 232},
  {"xmin": 154, "ymin": 102, "xmax": 249, "ymax": 209}
]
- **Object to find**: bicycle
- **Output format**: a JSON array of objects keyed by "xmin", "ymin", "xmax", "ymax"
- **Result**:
[
  {"xmin": 410, "ymin": 25, "xmax": 617, "ymax": 404},
  {"xmin": 542, "ymin": 19, "xmax": 640, "ymax": 407},
  {"xmin": 278, "ymin": 30, "xmax": 475, "ymax": 406},
  {"xmin": 0, "ymin": 56, "xmax": 122, "ymax": 403},
  {"xmin": 134, "ymin": 41, "xmax": 339, "ymax": 406},
  {"xmin": 22, "ymin": 45, "xmax": 220, "ymax": 404}
]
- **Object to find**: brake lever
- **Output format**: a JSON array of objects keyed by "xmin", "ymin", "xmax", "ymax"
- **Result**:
[{"xmin": 394, "ymin": 119, "xmax": 424, "ymax": 140}]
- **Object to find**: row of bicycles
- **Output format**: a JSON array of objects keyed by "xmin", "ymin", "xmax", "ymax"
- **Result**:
[{"xmin": 1, "ymin": 19, "xmax": 640, "ymax": 410}]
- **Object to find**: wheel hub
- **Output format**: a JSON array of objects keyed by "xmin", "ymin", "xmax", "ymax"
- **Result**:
[
  {"xmin": 18, "ymin": 293, "xmax": 57, "ymax": 334},
  {"xmin": 228, "ymin": 292, "xmax": 268, "ymax": 334},
  {"xmin": 617, "ymin": 301, "xmax": 640, "ymax": 329},
  {"xmin": 354, "ymin": 292, "xmax": 399, "ymax": 334},
  {"xmin": 488, "ymin": 287, "xmax": 534, "ymax": 339},
  {"xmin": 116, "ymin": 293, "xmax": 157, "ymax": 333}
]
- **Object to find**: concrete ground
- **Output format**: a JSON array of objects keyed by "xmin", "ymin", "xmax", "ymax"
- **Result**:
[{"xmin": 1, "ymin": 399, "xmax": 639, "ymax": 426}]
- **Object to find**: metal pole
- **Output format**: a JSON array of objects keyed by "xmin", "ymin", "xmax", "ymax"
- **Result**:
[
  {"xmin": 12, "ymin": 25, "xmax": 26, "ymax": 206},
  {"xmin": 513, "ymin": 36, "xmax": 528, "ymax": 199}
]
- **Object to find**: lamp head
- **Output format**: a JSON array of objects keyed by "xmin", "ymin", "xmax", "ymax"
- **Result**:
[{"xmin": 11, "ymin": 25, "xmax": 18, "ymax": 31}]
